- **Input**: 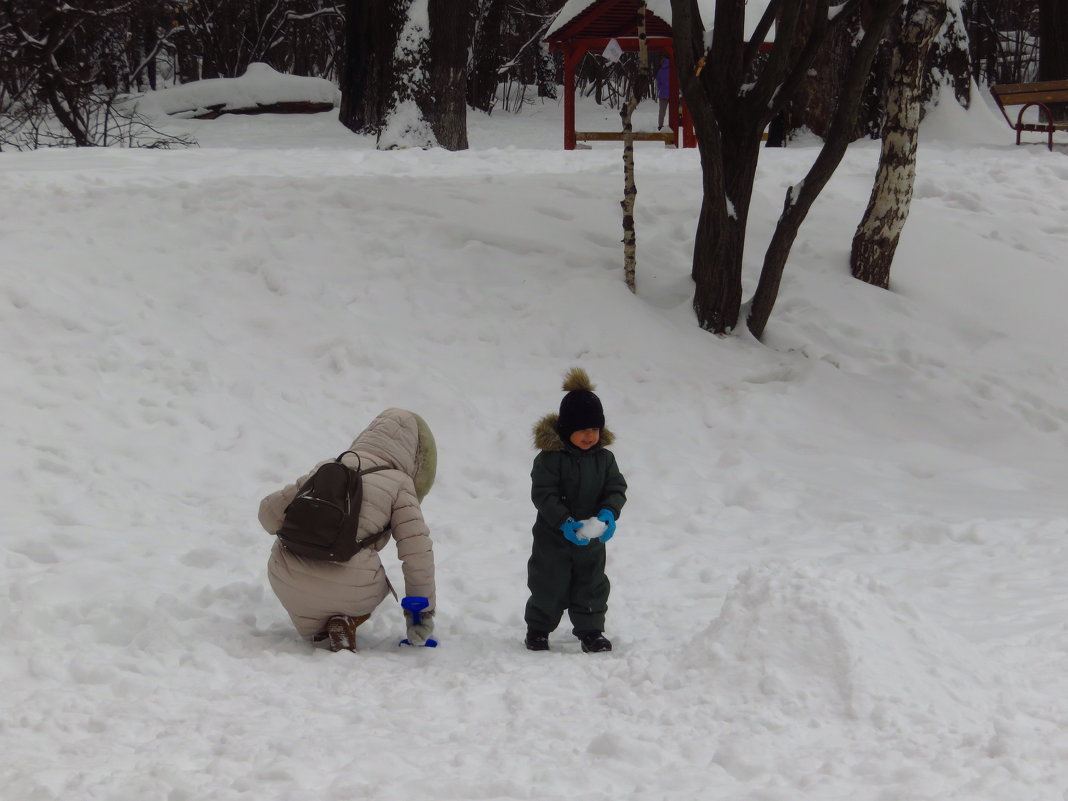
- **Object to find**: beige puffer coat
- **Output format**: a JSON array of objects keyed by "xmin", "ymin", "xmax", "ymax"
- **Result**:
[{"xmin": 258, "ymin": 408, "xmax": 437, "ymax": 639}]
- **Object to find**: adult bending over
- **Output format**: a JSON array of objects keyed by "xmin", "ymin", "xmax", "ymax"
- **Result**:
[{"xmin": 258, "ymin": 408, "xmax": 437, "ymax": 651}]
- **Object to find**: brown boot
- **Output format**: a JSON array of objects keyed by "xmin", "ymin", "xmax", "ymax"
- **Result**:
[{"xmin": 324, "ymin": 614, "xmax": 369, "ymax": 652}]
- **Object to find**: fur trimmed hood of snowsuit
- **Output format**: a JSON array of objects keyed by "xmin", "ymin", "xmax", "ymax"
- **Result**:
[
  {"xmin": 533, "ymin": 413, "xmax": 615, "ymax": 451},
  {"xmin": 349, "ymin": 408, "xmax": 437, "ymax": 501}
]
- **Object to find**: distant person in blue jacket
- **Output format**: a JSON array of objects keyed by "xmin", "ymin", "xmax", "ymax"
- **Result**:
[{"xmin": 656, "ymin": 57, "xmax": 671, "ymax": 131}]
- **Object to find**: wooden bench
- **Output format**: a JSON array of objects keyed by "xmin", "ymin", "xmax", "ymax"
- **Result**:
[{"xmin": 990, "ymin": 81, "xmax": 1068, "ymax": 151}]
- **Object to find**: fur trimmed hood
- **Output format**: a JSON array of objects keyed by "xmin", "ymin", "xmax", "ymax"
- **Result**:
[
  {"xmin": 533, "ymin": 412, "xmax": 615, "ymax": 452},
  {"xmin": 350, "ymin": 408, "xmax": 437, "ymax": 501}
]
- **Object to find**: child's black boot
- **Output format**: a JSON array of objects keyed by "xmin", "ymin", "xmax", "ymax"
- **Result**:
[
  {"xmin": 579, "ymin": 632, "xmax": 612, "ymax": 653},
  {"xmin": 525, "ymin": 630, "xmax": 550, "ymax": 651}
]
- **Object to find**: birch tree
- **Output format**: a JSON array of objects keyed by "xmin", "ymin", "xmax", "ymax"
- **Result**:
[
  {"xmin": 851, "ymin": 0, "xmax": 948, "ymax": 289},
  {"xmin": 620, "ymin": 1, "xmax": 652, "ymax": 293}
]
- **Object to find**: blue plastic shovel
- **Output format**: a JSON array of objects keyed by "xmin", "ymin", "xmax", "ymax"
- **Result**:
[{"xmin": 399, "ymin": 596, "xmax": 438, "ymax": 647}]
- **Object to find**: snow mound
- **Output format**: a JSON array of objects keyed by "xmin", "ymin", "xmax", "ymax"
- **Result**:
[
  {"xmin": 920, "ymin": 80, "xmax": 1006, "ymax": 146},
  {"xmin": 687, "ymin": 562, "xmax": 1000, "ymax": 735},
  {"xmin": 135, "ymin": 63, "xmax": 340, "ymax": 119},
  {"xmin": 377, "ymin": 99, "xmax": 435, "ymax": 150}
]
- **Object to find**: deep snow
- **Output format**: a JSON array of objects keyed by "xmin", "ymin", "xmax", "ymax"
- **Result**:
[{"xmin": 3, "ymin": 81, "xmax": 1068, "ymax": 801}]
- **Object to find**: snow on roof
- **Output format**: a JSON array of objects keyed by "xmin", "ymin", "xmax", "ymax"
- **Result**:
[{"xmin": 546, "ymin": 0, "xmax": 774, "ymax": 42}]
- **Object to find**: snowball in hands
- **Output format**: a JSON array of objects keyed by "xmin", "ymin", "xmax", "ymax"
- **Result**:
[{"xmin": 576, "ymin": 517, "xmax": 609, "ymax": 540}]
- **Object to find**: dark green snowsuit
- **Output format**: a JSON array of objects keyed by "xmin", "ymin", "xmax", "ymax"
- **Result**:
[{"xmin": 525, "ymin": 414, "xmax": 628, "ymax": 636}]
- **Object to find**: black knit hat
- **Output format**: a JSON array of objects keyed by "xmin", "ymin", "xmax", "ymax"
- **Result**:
[{"xmin": 557, "ymin": 367, "xmax": 605, "ymax": 439}]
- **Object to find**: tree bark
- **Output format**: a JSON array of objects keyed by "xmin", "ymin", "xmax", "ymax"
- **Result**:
[
  {"xmin": 851, "ymin": 0, "xmax": 948, "ymax": 290},
  {"xmin": 377, "ymin": 0, "xmax": 436, "ymax": 149},
  {"xmin": 791, "ymin": 0, "xmax": 883, "ymax": 140},
  {"xmin": 424, "ymin": 0, "xmax": 476, "ymax": 150},
  {"xmin": 467, "ymin": 0, "xmax": 506, "ymax": 112},
  {"xmin": 1040, "ymin": 0, "xmax": 1068, "ymax": 81},
  {"xmin": 42, "ymin": 76, "xmax": 92, "ymax": 146},
  {"xmin": 536, "ymin": 40, "xmax": 558, "ymax": 98},
  {"xmin": 671, "ymin": 0, "xmax": 765, "ymax": 332},
  {"xmin": 922, "ymin": 0, "xmax": 970, "ymax": 108},
  {"xmin": 672, "ymin": 0, "xmax": 882, "ymax": 335},
  {"xmin": 747, "ymin": 0, "xmax": 905, "ymax": 339},
  {"xmin": 621, "ymin": 1, "xmax": 652, "ymax": 294},
  {"xmin": 339, "ymin": 0, "xmax": 404, "ymax": 135}
]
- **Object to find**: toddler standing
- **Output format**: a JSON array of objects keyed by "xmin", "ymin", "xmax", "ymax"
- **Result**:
[{"xmin": 524, "ymin": 368, "xmax": 627, "ymax": 653}]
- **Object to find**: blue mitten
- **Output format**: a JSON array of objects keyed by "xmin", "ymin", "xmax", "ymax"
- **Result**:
[
  {"xmin": 596, "ymin": 509, "xmax": 616, "ymax": 542},
  {"xmin": 561, "ymin": 517, "xmax": 588, "ymax": 546}
]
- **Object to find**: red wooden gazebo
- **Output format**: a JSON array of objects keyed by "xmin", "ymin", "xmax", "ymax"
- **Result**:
[{"xmin": 545, "ymin": 0, "xmax": 695, "ymax": 150}]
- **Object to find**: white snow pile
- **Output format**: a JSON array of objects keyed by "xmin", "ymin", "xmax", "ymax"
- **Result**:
[
  {"xmin": 377, "ymin": 99, "xmax": 436, "ymax": 150},
  {"xmin": 684, "ymin": 562, "xmax": 1000, "ymax": 736},
  {"xmin": 135, "ymin": 62, "xmax": 341, "ymax": 118}
]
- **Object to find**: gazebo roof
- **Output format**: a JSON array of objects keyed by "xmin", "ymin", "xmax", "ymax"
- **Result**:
[
  {"xmin": 546, "ymin": 0, "xmax": 673, "ymax": 42},
  {"xmin": 546, "ymin": 0, "xmax": 774, "ymax": 43}
]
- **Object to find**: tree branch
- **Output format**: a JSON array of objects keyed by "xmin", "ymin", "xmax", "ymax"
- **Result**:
[
  {"xmin": 748, "ymin": 0, "xmax": 905, "ymax": 338},
  {"xmin": 742, "ymin": 0, "xmax": 782, "ymax": 74},
  {"xmin": 770, "ymin": 0, "xmax": 866, "ymax": 119}
]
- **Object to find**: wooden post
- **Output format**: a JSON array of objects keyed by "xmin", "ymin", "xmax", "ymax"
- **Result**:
[
  {"xmin": 668, "ymin": 49, "xmax": 680, "ymax": 147},
  {"xmin": 682, "ymin": 101, "xmax": 695, "ymax": 148},
  {"xmin": 563, "ymin": 46, "xmax": 581, "ymax": 150}
]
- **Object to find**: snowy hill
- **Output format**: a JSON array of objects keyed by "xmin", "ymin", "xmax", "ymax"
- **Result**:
[{"xmin": 2, "ymin": 89, "xmax": 1068, "ymax": 800}]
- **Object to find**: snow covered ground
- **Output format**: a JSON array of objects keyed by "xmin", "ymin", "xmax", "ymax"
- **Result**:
[{"xmin": 3, "ymin": 83, "xmax": 1068, "ymax": 801}]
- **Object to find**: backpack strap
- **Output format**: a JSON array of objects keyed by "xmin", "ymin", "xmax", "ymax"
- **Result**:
[
  {"xmin": 351, "ymin": 464, "xmax": 395, "ymax": 553},
  {"xmin": 354, "ymin": 525, "xmax": 393, "ymax": 554},
  {"xmin": 358, "ymin": 465, "xmax": 392, "ymax": 478},
  {"xmin": 335, "ymin": 452, "xmax": 392, "ymax": 481}
]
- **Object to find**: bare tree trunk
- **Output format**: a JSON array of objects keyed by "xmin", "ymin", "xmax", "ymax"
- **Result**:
[
  {"xmin": 1039, "ymin": 0, "xmax": 1068, "ymax": 119},
  {"xmin": 42, "ymin": 77, "xmax": 92, "ymax": 146},
  {"xmin": 672, "ymin": 0, "xmax": 891, "ymax": 335},
  {"xmin": 536, "ymin": 40, "xmax": 558, "ymax": 98},
  {"xmin": 1040, "ymin": 0, "xmax": 1068, "ymax": 81},
  {"xmin": 621, "ymin": 1, "xmax": 652, "ymax": 294},
  {"xmin": 424, "ymin": 0, "xmax": 476, "ymax": 150},
  {"xmin": 378, "ymin": 0, "xmax": 437, "ymax": 148},
  {"xmin": 341, "ymin": 0, "xmax": 474, "ymax": 149},
  {"xmin": 747, "ymin": 0, "xmax": 905, "ymax": 339},
  {"xmin": 467, "ymin": 0, "xmax": 506, "ymax": 112},
  {"xmin": 851, "ymin": 0, "xmax": 948, "ymax": 289},
  {"xmin": 672, "ymin": 0, "xmax": 766, "ymax": 332},
  {"xmin": 791, "ymin": 0, "xmax": 883, "ymax": 140},
  {"xmin": 921, "ymin": 0, "xmax": 970, "ymax": 111},
  {"xmin": 339, "ymin": 0, "xmax": 404, "ymax": 135}
]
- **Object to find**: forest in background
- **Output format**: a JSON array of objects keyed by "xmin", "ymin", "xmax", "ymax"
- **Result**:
[{"xmin": 0, "ymin": 0, "xmax": 1055, "ymax": 150}]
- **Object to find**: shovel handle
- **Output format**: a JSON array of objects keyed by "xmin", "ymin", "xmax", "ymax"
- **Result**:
[{"xmin": 401, "ymin": 596, "xmax": 430, "ymax": 626}]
